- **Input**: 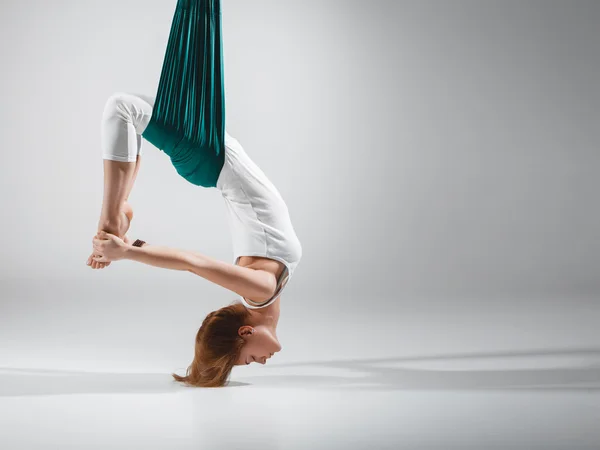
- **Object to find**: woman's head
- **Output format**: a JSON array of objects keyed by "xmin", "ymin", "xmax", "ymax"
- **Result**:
[
  {"xmin": 234, "ymin": 322, "xmax": 282, "ymax": 366},
  {"xmin": 171, "ymin": 301, "xmax": 281, "ymax": 387}
]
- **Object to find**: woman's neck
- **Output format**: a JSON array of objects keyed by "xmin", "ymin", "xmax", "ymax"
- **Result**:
[{"xmin": 249, "ymin": 302, "xmax": 280, "ymax": 329}]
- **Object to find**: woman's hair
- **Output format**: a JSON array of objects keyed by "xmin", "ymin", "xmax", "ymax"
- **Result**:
[{"xmin": 172, "ymin": 300, "xmax": 251, "ymax": 388}]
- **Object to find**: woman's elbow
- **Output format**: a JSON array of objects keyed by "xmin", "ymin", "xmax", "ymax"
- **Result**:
[{"xmin": 256, "ymin": 274, "xmax": 278, "ymax": 302}]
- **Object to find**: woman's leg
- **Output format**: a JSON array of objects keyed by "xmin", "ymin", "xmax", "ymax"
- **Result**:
[
  {"xmin": 121, "ymin": 93, "xmax": 155, "ymax": 206},
  {"xmin": 87, "ymin": 92, "xmax": 154, "ymax": 269}
]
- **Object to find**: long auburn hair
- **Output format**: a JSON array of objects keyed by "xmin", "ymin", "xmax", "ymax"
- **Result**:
[{"xmin": 172, "ymin": 300, "xmax": 251, "ymax": 387}]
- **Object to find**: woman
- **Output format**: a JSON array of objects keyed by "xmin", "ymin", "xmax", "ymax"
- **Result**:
[
  {"xmin": 86, "ymin": 1, "xmax": 302, "ymax": 388},
  {"xmin": 87, "ymin": 92, "xmax": 302, "ymax": 387}
]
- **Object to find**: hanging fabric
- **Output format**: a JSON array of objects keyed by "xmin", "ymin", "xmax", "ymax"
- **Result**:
[{"xmin": 142, "ymin": 0, "xmax": 226, "ymax": 188}]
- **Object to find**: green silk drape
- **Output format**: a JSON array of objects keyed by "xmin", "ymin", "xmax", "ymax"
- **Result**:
[{"xmin": 142, "ymin": 0, "xmax": 226, "ymax": 187}]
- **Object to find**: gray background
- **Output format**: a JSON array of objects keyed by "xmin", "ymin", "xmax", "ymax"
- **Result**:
[
  {"xmin": 0, "ymin": 0, "xmax": 598, "ymax": 368},
  {"xmin": 1, "ymin": 1, "xmax": 600, "ymax": 449}
]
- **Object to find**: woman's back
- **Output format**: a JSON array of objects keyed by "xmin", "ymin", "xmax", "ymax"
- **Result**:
[{"xmin": 217, "ymin": 132, "xmax": 303, "ymax": 308}]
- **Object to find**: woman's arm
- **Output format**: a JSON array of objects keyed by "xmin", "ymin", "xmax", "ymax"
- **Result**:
[
  {"xmin": 93, "ymin": 232, "xmax": 277, "ymax": 302},
  {"xmin": 125, "ymin": 244, "xmax": 277, "ymax": 303}
]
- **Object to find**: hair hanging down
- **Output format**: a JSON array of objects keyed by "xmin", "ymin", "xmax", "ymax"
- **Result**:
[{"xmin": 172, "ymin": 301, "xmax": 251, "ymax": 387}]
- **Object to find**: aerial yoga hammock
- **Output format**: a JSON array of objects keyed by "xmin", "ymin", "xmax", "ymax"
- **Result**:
[
  {"xmin": 92, "ymin": 0, "xmax": 302, "ymax": 305},
  {"xmin": 90, "ymin": 0, "xmax": 303, "ymax": 385},
  {"xmin": 141, "ymin": 0, "xmax": 226, "ymax": 188}
]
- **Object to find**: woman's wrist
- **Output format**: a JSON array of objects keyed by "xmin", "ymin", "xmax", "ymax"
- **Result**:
[
  {"xmin": 122, "ymin": 242, "xmax": 192, "ymax": 272},
  {"xmin": 124, "ymin": 239, "xmax": 147, "ymax": 260},
  {"xmin": 124, "ymin": 244, "xmax": 142, "ymax": 261}
]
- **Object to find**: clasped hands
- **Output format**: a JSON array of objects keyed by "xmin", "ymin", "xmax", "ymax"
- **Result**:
[{"xmin": 91, "ymin": 231, "xmax": 131, "ymax": 263}]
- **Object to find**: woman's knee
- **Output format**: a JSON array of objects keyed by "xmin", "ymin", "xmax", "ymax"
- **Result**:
[
  {"xmin": 102, "ymin": 92, "xmax": 129, "ymax": 122},
  {"xmin": 102, "ymin": 92, "xmax": 153, "ymax": 133}
]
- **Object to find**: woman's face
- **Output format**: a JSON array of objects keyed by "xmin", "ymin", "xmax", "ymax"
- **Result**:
[{"xmin": 235, "ymin": 324, "xmax": 282, "ymax": 366}]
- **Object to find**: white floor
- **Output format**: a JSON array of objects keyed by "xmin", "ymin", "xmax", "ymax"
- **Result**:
[
  {"xmin": 1, "ymin": 353, "xmax": 599, "ymax": 448},
  {"xmin": 1, "ymin": 280, "xmax": 599, "ymax": 449}
]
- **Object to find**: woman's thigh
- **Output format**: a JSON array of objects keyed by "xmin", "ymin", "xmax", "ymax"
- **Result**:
[{"xmin": 101, "ymin": 92, "xmax": 155, "ymax": 161}]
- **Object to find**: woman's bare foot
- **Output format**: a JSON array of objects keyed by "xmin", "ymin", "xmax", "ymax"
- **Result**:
[{"xmin": 87, "ymin": 201, "xmax": 134, "ymax": 269}]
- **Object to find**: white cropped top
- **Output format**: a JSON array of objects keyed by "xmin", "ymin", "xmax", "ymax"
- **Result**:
[{"xmin": 216, "ymin": 132, "xmax": 302, "ymax": 309}]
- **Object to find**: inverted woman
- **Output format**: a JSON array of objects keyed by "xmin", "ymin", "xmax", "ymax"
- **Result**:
[{"xmin": 86, "ymin": 0, "xmax": 302, "ymax": 388}]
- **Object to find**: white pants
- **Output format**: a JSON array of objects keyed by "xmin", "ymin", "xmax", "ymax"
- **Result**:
[{"xmin": 101, "ymin": 93, "xmax": 155, "ymax": 162}]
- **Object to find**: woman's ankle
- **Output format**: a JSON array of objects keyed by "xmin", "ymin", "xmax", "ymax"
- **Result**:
[
  {"xmin": 98, "ymin": 212, "xmax": 129, "ymax": 237},
  {"xmin": 98, "ymin": 202, "xmax": 133, "ymax": 237}
]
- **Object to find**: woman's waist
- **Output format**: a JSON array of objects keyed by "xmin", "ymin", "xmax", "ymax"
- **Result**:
[{"xmin": 142, "ymin": 121, "xmax": 223, "ymax": 155}]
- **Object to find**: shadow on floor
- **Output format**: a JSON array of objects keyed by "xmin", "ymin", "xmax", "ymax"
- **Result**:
[
  {"xmin": 238, "ymin": 347, "xmax": 600, "ymax": 391},
  {"xmin": 0, "ymin": 369, "xmax": 187, "ymax": 397},
  {"xmin": 1, "ymin": 347, "xmax": 599, "ymax": 396}
]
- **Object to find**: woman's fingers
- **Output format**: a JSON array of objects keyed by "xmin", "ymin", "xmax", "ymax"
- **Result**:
[
  {"xmin": 92, "ymin": 254, "xmax": 108, "ymax": 263},
  {"xmin": 93, "ymin": 237, "xmax": 107, "ymax": 251},
  {"xmin": 88, "ymin": 232, "xmax": 114, "ymax": 269},
  {"xmin": 97, "ymin": 230, "xmax": 117, "ymax": 240},
  {"xmin": 88, "ymin": 231, "xmax": 121, "ymax": 268}
]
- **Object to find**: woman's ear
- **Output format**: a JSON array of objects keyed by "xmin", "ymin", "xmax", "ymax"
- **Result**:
[{"xmin": 238, "ymin": 326, "xmax": 255, "ymax": 337}]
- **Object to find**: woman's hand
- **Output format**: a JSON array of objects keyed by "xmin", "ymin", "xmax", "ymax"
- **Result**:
[{"xmin": 92, "ymin": 231, "xmax": 129, "ymax": 263}]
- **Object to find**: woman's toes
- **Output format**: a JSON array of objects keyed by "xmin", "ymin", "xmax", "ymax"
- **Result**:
[
  {"xmin": 87, "ymin": 250, "xmax": 112, "ymax": 269},
  {"xmin": 88, "ymin": 253, "xmax": 98, "ymax": 268}
]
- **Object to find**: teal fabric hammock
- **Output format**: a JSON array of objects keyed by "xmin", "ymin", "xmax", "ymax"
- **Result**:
[{"xmin": 142, "ymin": 0, "xmax": 226, "ymax": 188}]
